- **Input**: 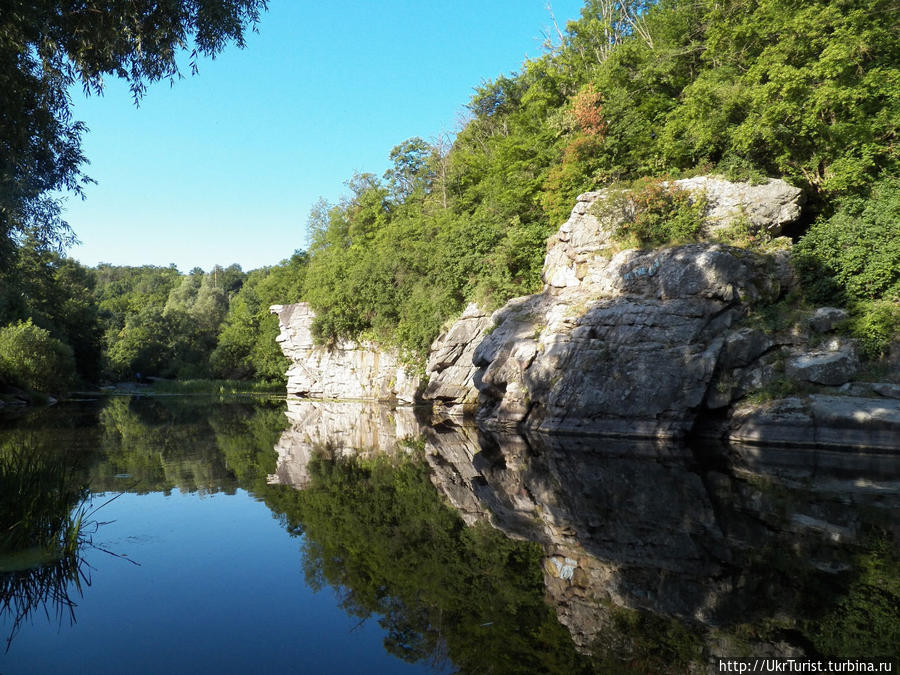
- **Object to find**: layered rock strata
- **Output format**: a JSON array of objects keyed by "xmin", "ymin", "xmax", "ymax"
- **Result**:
[
  {"xmin": 470, "ymin": 243, "xmax": 781, "ymax": 436},
  {"xmin": 423, "ymin": 176, "xmax": 900, "ymax": 446},
  {"xmin": 270, "ymin": 302, "xmax": 421, "ymax": 402},
  {"xmin": 422, "ymin": 302, "xmax": 493, "ymax": 414}
]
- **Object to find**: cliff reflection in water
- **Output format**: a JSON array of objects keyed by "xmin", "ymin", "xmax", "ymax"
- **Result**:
[{"xmin": 270, "ymin": 399, "xmax": 900, "ymax": 669}]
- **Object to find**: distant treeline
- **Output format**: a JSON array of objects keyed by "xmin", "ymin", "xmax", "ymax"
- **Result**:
[
  {"xmin": 0, "ymin": 246, "xmax": 307, "ymax": 392},
  {"xmin": 1, "ymin": 0, "xmax": 898, "ymax": 394}
]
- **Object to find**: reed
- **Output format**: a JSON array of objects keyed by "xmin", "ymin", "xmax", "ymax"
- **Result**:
[{"xmin": 0, "ymin": 437, "xmax": 88, "ymax": 558}]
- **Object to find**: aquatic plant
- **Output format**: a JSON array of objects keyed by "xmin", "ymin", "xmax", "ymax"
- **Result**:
[
  {"xmin": 0, "ymin": 435, "xmax": 128, "ymax": 651},
  {"xmin": 0, "ymin": 437, "xmax": 88, "ymax": 557}
]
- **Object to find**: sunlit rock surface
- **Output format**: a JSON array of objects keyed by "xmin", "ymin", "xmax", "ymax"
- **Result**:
[
  {"xmin": 273, "ymin": 178, "xmax": 900, "ymax": 448},
  {"xmin": 270, "ymin": 303, "xmax": 421, "ymax": 402},
  {"xmin": 427, "ymin": 178, "xmax": 900, "ymax": 447},
  {"xmin": 472, "ymin": 243, "xmax": 780, "ymax": 436}
]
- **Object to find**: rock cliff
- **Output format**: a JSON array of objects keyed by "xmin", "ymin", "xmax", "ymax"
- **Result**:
[
  {"xmin": 273, "ymin": 176, "xmax": 900, "ymax": 449},
  {"xmin": 424, "ymin": 176, "xmax": 900, "ymax": 447},
  {"xmin": 270, "ymin": 302, "xmax": 421, "ymax": 403}
]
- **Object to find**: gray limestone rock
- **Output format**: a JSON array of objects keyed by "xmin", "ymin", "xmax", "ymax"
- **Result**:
[
  {"xmin": 720, "ymin": 328, "xmax": 774, "ymax": 369},
  {"xmin": 423, "ymin": 302, "xmax": 493, "ymax": 405},
  {"xmin": 729, "ymin": 395, "xmax": 900, "ymax": 450},
  {"xmin": 270, "ymin": 303, "xmax": 421, "ymax": 402},
  {"xmin": 474, "ymin": 243, "xmax": 777, "ymax": 437},
  {"xmin": 807, "ymin": 307, "xmax": 849, "ymax": 333},
  {"xmin": 542, "ymin": 176, "xmax": 803, "ymax": 290},
  {"xmin": 785, "ymin": 340, "xmax": 859, "ymax": 386},
  {"xmin": 673, "ymin": 176, "xmax": 804, "ymax": 237}
]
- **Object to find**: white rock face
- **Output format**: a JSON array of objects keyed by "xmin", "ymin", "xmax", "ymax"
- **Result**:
[
  {"xmin": 270, "ymin": 302, "xmax": 421, "ymax": 402},
  {"xmin": 543, "ymin": 176, "xmax": 804, "ymax": 290},
  {"xmin": 673, "ymin": 176, "xmax": 804, "ymax": 236}
]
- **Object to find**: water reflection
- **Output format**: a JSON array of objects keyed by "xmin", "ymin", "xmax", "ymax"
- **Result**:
[
  {"xmin": 264, "ymin": 400, "xmax": 592, "ymax": 673},
  {"xmin": 90, "ymin": 396, "xmax": 285, "ymax": 494},
  {"xmin": 0, "ymin": 396, "xmax": 896, "ymax": 672},
  {"xmin": 0, "ymin": 397, "xmax": 286, "ymax": 655},
  {"xmin": 0, "ymin": 433, "xmax": 92, "ymax": 651},
  {"xmin": 271, "ymin": 400, "xmax": 900, "ymax": 669}
]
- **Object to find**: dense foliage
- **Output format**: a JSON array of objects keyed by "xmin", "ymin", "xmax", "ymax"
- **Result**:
[
  {"xmin": 91, "ymin": 258, "xmax": 304, "ymax": 382},
  {"xmin": 794, "ymin": 177, "xmax": 900, "ymax": 357},
  {"xmin": 0, "ymin": 320, "xmax": 77, "ymax": 394}
]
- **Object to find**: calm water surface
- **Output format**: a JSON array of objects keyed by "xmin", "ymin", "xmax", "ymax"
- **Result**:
[{"xmin": 0, "ymin": 396, "xmax": 897, "ymax": 673}]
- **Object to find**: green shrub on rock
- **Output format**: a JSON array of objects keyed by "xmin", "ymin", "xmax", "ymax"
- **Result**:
[
  {"xmin": 0, "ymin": 320, "xmax": 77, "ymax": 394},
  {"xmin": 793, "ymin": 178, "xmax": 900, "ymax": 361},
  {"xmin": 794, "ymin": 178, "xmax": 900, "ymax": 305},
  {"xmin": 850, "ymin": 300, "xmax": 900, "ymax": 362},
  {"xmin": 596, "ymin": 179, "xmax": 708, "ymax": 249}
]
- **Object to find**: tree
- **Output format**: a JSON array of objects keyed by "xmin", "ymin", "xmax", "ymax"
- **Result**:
[
  {"xmin": 0, "ymin": 0, "xmax": 267, "ymax": 263},
  {"xmin": 384, "ymin": 137, "xmax": 434, "ymax": 203}
]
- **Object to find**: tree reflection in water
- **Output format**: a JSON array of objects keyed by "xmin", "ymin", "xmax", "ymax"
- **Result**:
[
  {"xmin": 1, "ymin": 397, "xmax": 896, "ymax": 672},
  {"xmin": 263, "ymin": 446, "xmax": 598, "ymax": 674}
]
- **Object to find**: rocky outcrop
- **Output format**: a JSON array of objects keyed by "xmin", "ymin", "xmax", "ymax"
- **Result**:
[
  {"xmin": 729, "ymin": 395, "xmax": 900, "ymax": 451},
  {"xmin": 422, "ymin": 177, "xmax": 900, "ymax": 447},
  {"xmin": 541, "ymin": 177, "xmax": 802, "ymax": 290},
  {"xmin": 272, "ymin": 176, "xmax": 899, "ymax": 449},
  {"xmin": 469, "ymin": 243, "xmax": 781, "ymax": 436},
  {"xmin": 425, "ymin": 176, "xmax": 804, "ymax": 436},
  {"xmin": 270, "ymin": 302, "xmax": 422, "ymax": 402},
  {"xmin": 673, "ymin": 175, "xmax": 804, "ymax": 237}
]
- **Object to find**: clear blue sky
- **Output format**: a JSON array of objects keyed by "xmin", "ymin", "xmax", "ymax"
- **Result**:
[{"xmin": 63, "ymin": 1, "xmax": 586, "ymax": 273}]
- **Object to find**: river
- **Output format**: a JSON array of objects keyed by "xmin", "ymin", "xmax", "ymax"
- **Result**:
[{"xmin": 1, "ymin": 396, "xmax": 897, "ymax": 673}]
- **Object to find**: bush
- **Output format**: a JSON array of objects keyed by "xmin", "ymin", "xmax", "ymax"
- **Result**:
[
  {"xmin": 794, "ymin": 178, "xmax": 900, "ymax": 305},
  {"xmin": 598, "ymin": 179, "xmax": 707, "ymax": 249},
  {"xmin": 850, "ymin": 300, "xmax": 900, "ymax": 362},
  {"xmin": 0, "ymin": 320, "xmax": 77, "ymax": 394}
]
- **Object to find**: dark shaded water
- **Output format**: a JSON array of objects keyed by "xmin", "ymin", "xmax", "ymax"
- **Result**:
[{"xmin": 0, "ymin": 396, "xmax": 897, "ymax": 673}]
